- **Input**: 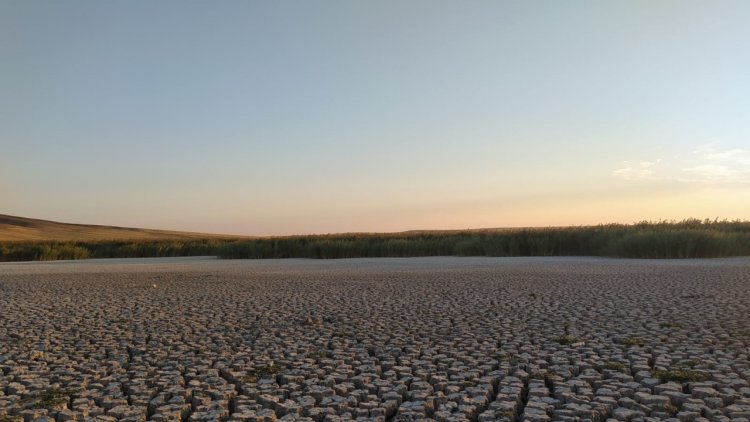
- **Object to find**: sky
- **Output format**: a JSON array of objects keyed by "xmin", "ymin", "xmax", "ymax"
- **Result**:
[{"xmin": 1, "ymin": 1, "xmax": 749, "ymax": 235}]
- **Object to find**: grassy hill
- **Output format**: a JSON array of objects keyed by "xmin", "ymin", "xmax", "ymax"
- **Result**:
[{"xmin": 0, "ymin": 214, "xmax": 237, "ymax": 242}]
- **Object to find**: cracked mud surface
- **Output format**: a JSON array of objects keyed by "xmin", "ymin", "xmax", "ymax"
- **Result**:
[{"xmin": 1, "ymin": 257, "xmax": 749, "ymax": 422}]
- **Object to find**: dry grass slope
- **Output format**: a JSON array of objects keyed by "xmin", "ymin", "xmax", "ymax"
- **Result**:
[{"xmin": 0, "ymin": 214, "xmax": 239, "ymax": 242}]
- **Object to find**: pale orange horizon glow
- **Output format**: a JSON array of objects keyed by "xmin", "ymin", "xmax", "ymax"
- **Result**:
[{"xmin": 2, "ymin": 2, "xmax": 749, "ymax": 234}]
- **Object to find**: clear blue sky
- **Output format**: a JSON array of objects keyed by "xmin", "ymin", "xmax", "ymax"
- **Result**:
[{"xmin": 2, "ymin": 1, "xmax": 749, "ymax": 235}]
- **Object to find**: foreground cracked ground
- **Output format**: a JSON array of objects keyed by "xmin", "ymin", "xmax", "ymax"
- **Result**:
[{"xmin": 1, "ymin": 257, "xmax": 749, "ymax": 422}]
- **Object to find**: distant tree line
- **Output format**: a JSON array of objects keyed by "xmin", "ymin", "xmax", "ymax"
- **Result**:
[{"xmin": 1, "ymin": 219, "xmax": 748, "ymax": 262}]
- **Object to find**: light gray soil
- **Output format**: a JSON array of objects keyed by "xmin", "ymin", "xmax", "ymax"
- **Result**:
[{"xmin": 1, "ymin": 257, "xmax": 749, "ymax": 421}]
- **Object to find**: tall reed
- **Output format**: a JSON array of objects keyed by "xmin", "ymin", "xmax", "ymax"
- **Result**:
[{"xmin": 1, "ymin": 219, "xmax": 748, "ymax": 262}]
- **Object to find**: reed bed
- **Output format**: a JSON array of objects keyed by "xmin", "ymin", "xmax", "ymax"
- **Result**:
[{"xmin": 1, "ymin": 219, "xmax": 748, "ymax": 262}]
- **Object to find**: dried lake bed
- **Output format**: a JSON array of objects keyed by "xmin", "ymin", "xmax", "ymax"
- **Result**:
[{"xmin": 1, "ymin": 257, "xmax": 749, "ymax": 422}]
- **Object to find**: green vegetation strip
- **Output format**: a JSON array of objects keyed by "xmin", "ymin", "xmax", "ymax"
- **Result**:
[
  {"xmin": 652, "ymin": 370, "xmax": 708, "ymax": 383},
  {"xmin": 619, "ymin": 337, "xmax": 646, "ymax": 347},
  {"xmin": 553, "ymin": 335, "xmax": 581, "ymax": 345},
  {"xmin": 21, "ymin": 387, "xmax": 79, "ymax": 409},
  {"xmin": 1, "ymin": 219, "xmax": 749, "ymax": 262},
  {"xmin": 243, "ymin": 364, "xmax": 279, "ymax": 383},
  {"xmin": 598, "ymin": 362, "xmax": 628, "ymax": 371}
]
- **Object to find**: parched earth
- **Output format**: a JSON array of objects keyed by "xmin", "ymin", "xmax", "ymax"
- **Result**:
[{"xmin": 1, "ymin": 257, "xmax": 749, "ymax": 422}]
